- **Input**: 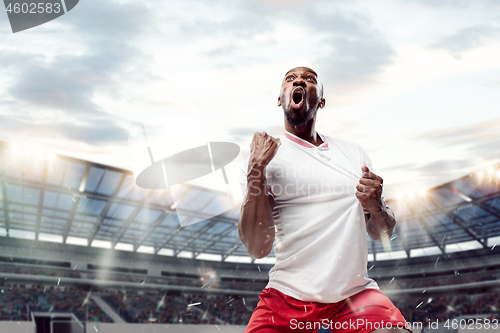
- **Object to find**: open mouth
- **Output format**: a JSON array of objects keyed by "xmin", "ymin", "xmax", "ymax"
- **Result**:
[{"xmin": 291, "ymin": 87, "xmax": 304, "ymax": 109}]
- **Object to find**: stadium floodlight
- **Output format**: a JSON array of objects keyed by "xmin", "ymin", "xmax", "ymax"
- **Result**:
[
  {"xmin": 66, "ymin": 236, "xmax": 88, "ymax": 246},
  {"xmin": 137, "ymin": 245, "xmax": 155, "ymax": 254},
  {"xmin": 157, "ymin": 248, "xmax": 174, "ymax": 256},
  {"xmin": 404, "ymin": 189, "xmax": 427, "ymax": 200},
  {"xmin": 393, "ymin": 192, "xmax": 405, "ymax": 201},
  {"xmin": 114, "ymin": 243, "xmax": 133, "ymax": 252},
  {"xmin": 90, "ymin": 239, "xmax": 111, "ymax": 249}
]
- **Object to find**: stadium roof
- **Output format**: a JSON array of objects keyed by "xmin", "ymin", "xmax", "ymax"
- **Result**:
[
  {"xmin": 382, "ymin": 167, "xmax": 500, "ymax": 261},
  {"xmin": 0, "ymin": 141, "xmax": 499, "ymax": 263}
]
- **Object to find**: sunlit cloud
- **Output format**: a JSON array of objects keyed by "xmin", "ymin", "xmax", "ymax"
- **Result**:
[{"xmin": 0, "ymin": 0, "xmax": 498, "ymax": 195}]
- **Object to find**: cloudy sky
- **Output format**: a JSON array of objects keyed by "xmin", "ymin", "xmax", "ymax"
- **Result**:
[{"xmin": 1, "ymin": 0, "xmax": 499, "ymax": 200}]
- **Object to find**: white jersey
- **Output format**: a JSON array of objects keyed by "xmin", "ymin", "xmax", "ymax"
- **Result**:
[{"xmin": 239, "ymin": 131, "xmax": 386, "ymax": 303}]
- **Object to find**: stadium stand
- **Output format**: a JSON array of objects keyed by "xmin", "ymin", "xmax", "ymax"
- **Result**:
[
  {"xmin": 0, "ymin": 286, "xmax": 112, "ymax": 323},
  {"xmin": 394, "ymin": 292, "xmax": 500, "ymax": 324},
  {"xmin": 1, "ymin": 248, "xmax": 500, "ymax": 327},
  {"xmin": 1, "ymin": 142, "xmax": 499, "ymax": 331},
  {"xmin": 100, "ymin": 291, "xmax": 255, "ymax": 325}
]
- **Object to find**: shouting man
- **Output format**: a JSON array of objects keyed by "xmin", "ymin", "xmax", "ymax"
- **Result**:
[{"xmin": 238, "ymin": 67, "xmax": 411, "ymax": 333}]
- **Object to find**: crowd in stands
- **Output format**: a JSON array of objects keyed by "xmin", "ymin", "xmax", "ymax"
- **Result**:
[
  {"xmin": 2, "ymin": 263, "xmax": 500, "ymax": 326},
  {"xmin": 101, "ymin": 292, "xmax": 256, "ymax": 325},
  {"xmin": 394, "ymin": 291, "xmax": 500, "ymax": 324},
  {"xmin": 2, "ymin": 284, "xmax": 500, "ymax": 326},
  {"xmin": 103, "ymin": 292, "xmax": 203, "ymax": 324},
  {"xmin": 100, "ymin": 290, "xmax": 500, "ymax": 326},
  {"xmin": 0, "ymin": 286, "xmax": 112, "ymax": 323},
  {"xmin": 205, "ymin": 295, "xmax": 254, "ymax": 324}
]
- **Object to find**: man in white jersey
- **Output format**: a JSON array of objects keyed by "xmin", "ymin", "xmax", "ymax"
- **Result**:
[{"xmin": 239, "ymin": 67, "xmax": 411, "ymax": 333}]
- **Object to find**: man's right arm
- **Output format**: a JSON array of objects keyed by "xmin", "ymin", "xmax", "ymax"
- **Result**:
[{"xmin": 238, "ymin": 132, "xmax": 280, "ymax": 259}]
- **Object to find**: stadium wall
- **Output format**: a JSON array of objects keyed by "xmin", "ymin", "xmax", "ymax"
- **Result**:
[
  {"xmin": 81, "ymin": 324, "xmax": 500, "ymax": 333},
  {"xmin": 0, "ymin": 322, "xmax": 247, "ymax": 333},
  {"xmin": 4, "ymin": 322, "xmax": 500, "ymax": 333},
  {"xmin": 86, "ymin": 323, "xmax": 246, "ymax": 333},
  {"xmin": 0, "ymin": 322, "xmax": 33, "ymax": 333}
]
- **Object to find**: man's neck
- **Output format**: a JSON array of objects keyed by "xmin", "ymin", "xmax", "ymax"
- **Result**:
[{"xmin": 284, "ymin": 120, "xmax": 323, "ymax": 147}]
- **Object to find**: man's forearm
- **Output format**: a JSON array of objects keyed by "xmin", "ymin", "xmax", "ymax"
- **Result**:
[
  {"xmin": 238, "ymin": 164, "xmax": 275, "ymax": 259},
  {"xmin": 366, "ymin": 205, "xmax": 396, "ymax": 242}
]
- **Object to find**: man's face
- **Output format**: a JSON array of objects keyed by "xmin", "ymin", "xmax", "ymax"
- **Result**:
[{"xmin": 278, "ymin": 67, "xmax": 325, "ymax": 127}]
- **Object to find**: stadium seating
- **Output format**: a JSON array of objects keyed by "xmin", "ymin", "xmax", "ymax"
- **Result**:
[{"xmin": 0, "ymin": 286, "xmax": 112, "ymax": 323}]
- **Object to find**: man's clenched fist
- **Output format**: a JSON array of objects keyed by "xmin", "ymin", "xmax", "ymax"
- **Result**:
[
  {"xmin": 249, "ymin": 132, "xmax": 281, "ymax": 170},
  {"xmin": 355, "ymin": 166, "xmax": 384, "ymax": 213}
]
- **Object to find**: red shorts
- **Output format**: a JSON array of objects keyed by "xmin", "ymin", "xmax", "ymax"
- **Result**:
[{"xmin": 245, "ymin": 288, "xmax": 411, "ymax": 333}]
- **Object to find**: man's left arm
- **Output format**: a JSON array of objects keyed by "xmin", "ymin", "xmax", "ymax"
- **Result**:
[{"xmin": 355, "ymin": 165, "xmax": 396, "ymax": 242}]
